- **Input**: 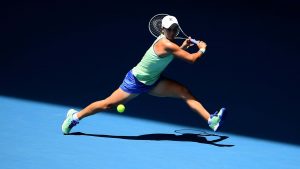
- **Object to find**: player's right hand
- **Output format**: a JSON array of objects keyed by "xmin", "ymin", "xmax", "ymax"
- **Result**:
[{"xmin": 197, "ymin": 41, "xmax": 207, "ymax": 49}]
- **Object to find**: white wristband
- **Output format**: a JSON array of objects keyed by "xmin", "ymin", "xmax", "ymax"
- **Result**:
[{"xmin": 199, "ymin": 48, "xmax": 206, "ymax": 54}]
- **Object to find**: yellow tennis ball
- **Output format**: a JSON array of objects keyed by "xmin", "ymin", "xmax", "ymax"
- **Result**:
[{"xmin": 117, "ymin": 104, "xmax": 125, "ymax": 113}]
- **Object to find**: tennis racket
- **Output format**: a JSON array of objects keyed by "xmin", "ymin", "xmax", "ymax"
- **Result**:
[{"xmin": 148, "ymin": 13, "xmax": 199, "ymax": 44}]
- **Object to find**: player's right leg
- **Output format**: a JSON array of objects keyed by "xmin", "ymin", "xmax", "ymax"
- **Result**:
[
  {"xmin": 61, "ymin": 88, "xmax": 138, "ymax": 134},
  {"xmin": 77, "ymin": 88, "xmax": 138, "ymax": 119}
]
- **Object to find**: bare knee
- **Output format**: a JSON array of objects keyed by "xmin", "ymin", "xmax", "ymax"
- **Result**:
[
  {"xmin": 102, "ymin": 98, "xmax": 120, "ymax": 110},
  {"xmin": 179, "ymin": 86, "xmax": 194, "ymax": 100},
  {"xmin": 89, "ymin": 99, "xmax": 117, "ymax": 111}
]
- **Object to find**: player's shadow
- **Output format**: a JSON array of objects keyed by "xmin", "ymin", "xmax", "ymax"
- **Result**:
[{"xmin": 69, "ymin": 131, "xmax": 234, "ymax": 147}]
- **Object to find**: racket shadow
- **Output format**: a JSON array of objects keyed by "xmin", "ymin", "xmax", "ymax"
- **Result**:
[{"xmin": 69, "ymin": 130, "xmax": 234, "ymax": 147}]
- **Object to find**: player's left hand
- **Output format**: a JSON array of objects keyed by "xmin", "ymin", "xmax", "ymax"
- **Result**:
[{"xmin": 182, "ymin": 37, "xmax": 194, "ymax": 48}]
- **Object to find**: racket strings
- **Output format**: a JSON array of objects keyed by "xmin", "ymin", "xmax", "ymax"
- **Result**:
[
  {"xmin": 149, "ymin": 15, "xmax": 166, "ymax": 37},
  {"xmin": 149, "ymin": 14, "xmax": 192, "ymax": 40}
]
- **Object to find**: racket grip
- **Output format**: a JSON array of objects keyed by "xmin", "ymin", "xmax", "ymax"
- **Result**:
[{"xmin": 190, "ymin": 38, "xmax": 198, "ymax": 44}]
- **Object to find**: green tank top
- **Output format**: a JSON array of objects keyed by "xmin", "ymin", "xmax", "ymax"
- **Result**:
[{"xmin": 132, "ymin": 34, "xmax": 174, "ymax": 85}]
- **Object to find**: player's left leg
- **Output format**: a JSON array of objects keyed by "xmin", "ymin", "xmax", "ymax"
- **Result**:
[
  {"xmin": 148, "ymin": 77, "xmax": 210, "ymax": 121},
  {"xmin": 148, "ymin": 77, "xmax": 226, "ymax": 131}
]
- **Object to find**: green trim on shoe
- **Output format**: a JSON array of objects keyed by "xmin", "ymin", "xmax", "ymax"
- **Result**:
[
  {"xmin": 209, "ymin": 115, "xmax": 221, "ymax": 131},
  {"xmin": 61, "ymin": 109, "xmax": 79, "ymax": 135},
  {"xmin": 208, "ymin": 108, "xmax": 226, "ymax": 132}
]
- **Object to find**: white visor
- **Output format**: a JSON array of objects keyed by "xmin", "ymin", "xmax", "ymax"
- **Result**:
[{"xmin": 161, "ymin": 15, "xmax": 178, "ymax": 29}]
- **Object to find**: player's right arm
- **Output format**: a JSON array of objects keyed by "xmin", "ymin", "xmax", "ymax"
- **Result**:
[{"xmin": 164, "ymin": 40, "xmax": 207, "ymax": 64}]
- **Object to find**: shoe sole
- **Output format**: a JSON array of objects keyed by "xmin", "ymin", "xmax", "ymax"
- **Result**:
[{"xmin": 215, "ymin": 108, "xmax": 227, "ymax": 132}]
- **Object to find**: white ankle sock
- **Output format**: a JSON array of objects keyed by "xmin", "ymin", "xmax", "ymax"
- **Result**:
[
  {"xmin": 208, "ymin": 116, "xmax": 212, "ymax": 125},
  {"xmin": 72, "ymin": 113, "xmax": 80, "ymax": 122}
]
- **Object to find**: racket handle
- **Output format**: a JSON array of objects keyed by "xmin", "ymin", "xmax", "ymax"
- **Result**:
[{"xmin": 190, "ymin": 38, "xmax": 198, "ymax": 44}]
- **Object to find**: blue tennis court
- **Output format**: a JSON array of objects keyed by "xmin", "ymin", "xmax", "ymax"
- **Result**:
[
  {"xmin": 1, "ymin": 96, "xmax": 299, "ymax": 169},
  {"xmin": 2, "ymin": 1, "xmax": 300, "ymax": 168}
]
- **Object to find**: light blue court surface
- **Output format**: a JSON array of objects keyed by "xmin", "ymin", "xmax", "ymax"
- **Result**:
[{"xmin": 0, "ymin": 96, "xmax": 299, "ymax": 169}]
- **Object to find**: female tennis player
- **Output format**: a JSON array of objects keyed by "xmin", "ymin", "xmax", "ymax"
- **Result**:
[{"xmin": 62, "ymin": 15, "xmax": 226, "ymax": 134}]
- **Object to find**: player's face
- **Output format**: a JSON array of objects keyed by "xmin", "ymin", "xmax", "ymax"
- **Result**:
[{"xmin": 164, "ymin": 26, "xmax": 178, "ymax": 40}]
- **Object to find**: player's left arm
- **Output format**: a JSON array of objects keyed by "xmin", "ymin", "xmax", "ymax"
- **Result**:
[{"xmin": 164, "ymin": 40, "xmax": 205, "ymax": 64}]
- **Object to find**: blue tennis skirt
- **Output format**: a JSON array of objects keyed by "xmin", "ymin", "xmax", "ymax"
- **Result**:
[{"xmin": 119, "ymin": 70, "xmax": 161, "ymax": 94}]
